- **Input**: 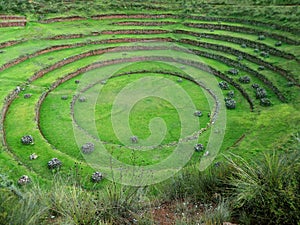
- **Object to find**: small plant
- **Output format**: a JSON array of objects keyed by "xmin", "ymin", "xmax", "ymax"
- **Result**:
[
  {"xmin": 47, "ymin": 158, "xmax": 62, "ymax": 170},
  {"xmin": 227, "ymin": 90, "xmax": 234, "ymax": 98},
  {"xmin": 29, "ymin": 153, "xmax": 38, "ymax": 160},
  {"xmin": 225, "ymin": 99, "xmax": 236, "ymax": 109},
  {"xmin": 78, "ymin": 96, "xmax": 86, "ymax": 102},
  {"xmin": 275, "ymin": 41, "xmax": 282, "ymax": 47},
  {"xmin": 252, "ymin": 83, "xmax": 260, "ymax": 89},
  {"xmin": 255, "ymin": 87, "xmax": 267, "ymax": 99},
  {"xmin": 23, "ymin": 94, "xmax": 32, "ymax": 99},
  {"xmin": 194, "ymin": 110, "xmax": 202, "ymax": 117},
  {"xmin": 219, "ymin": 81, "xmax": 230, "ymax": 90},
  {"xmin": 260, "ymin": 51, "xmax": 269, "ymax": 58},
  {"xmin": 61, "ymin": 95, "xmax": 68, "ymax": 100},
  {"xmin": 17, "ymin": 175, "xmax": 31, "ymax": 186},
  {"xmin": 91, "ymin": 172, "xmax": 103, "ymax": 183},
  {"xmin": 81, "ymin": 142, "xmax": 95, "ymax": 154},
  {"xmin": 260, "ymin": 98, "xmax": 271, "ymax": 106},
  {"xmin": 228, "ymin": 68, "xmax": 239, "ymax": 76},
  {"xmin": 239, "ymin": 76, "xmax": 251, "ymax": 84},
  {"xmin": 258, "ymin": 35, "xmax": 266, "ymax": 40},
  {"xmin": 130, "ymin": 136, "xmax": 138, "ymax": 143},
  {"xmin": 194, "ymin": 143, "xmax": 204, "ymax": 152},
  {"xmin": 21, "ymin": 135, "xmax": 34, "ymax": 145}
]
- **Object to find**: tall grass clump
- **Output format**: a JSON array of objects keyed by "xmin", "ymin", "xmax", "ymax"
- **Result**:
[
  {"xmin": 228, "ymin": 150, "xmax": 300, "ymax": 225},
  {"xmin": 159, "ymin": 163, "xmax": 231, "ymax": 203}
]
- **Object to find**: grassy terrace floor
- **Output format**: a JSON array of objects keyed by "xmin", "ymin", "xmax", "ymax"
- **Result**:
[{"xmin": 0, "ymin": 10, "xmax": 299, "ymax": 188}]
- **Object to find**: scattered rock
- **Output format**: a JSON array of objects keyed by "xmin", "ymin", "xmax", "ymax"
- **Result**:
[
  {"xmin": 258, "ymin": 65, "xmax": 265, "ymax": 71},
  {"xmin": 75, "ymin": 80, "xmax": 80, "ymax": 84},
  {"xmin": 177, "ymin": 78, "xmax": 183, "ymax": 83},
  {"xmin": 101, "ymin": 80, "xmax": 107, "ymax": 85}
]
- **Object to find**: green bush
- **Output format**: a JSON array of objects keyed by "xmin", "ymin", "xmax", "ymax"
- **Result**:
[{"xmin": 227, "ymin": 151, "xmax": 300, "ymax": 225}]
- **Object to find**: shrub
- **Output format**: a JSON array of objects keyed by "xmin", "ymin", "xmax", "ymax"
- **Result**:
[
  {"xmin": 61, "ymin": 95, "xmax": 68, "ymax": 100},
  {"xmin": 239, "ymin": 76, "xmax": 251, "ymax": 84},
  {"xmin": 260, "ymin": 98, "xmax": 272, "ymax": 106},
  {"xmin": 258, "ymin": 35, "xmax": 266, "ymax": 40},
  {"xmin": 256, "ymin": 87, "xmax": 267, "ymax": 99},
  {"xmin": 194, "ymin": 110, "xmax": 203, "ymax": 117},
  {"xmin": 21, "ymin": 135, "xmax": 34, "ymax": 145},
  {"xmin": 17, "ymin": 175, "xmax": 31, "ymax": 186},
  {"xmin": 260, "ymin": 51, "xmax": 269, "ymax": 58},
  {"xmin": 252, "ymin": 83, "xmax": 260, "ymax": 89},
  {"xmin": 47, "ymin": 158, "xmax": 62, "ymax": 170},
  {"xmin": 225, "ymin": 99, "xmax": 236, "ymax": 109},
  {"xmin": 23, "ymin": 94, "xmax": 32, "ymax": 99},
  {"xmin": 227, "ymin": 151, "xmax": 300, "ymax": 225},
  {"xmin": 81, "ymin": 142, "xmax": 95, "ymax": 154},
  {"xmin": 227, "ymin": 90, "xmax": 235, "ymax": 98},
  {"xmin": 91, "ymin": 172, "xmax": 103, "ymax": 183},
  {"xmin": 219, "ymin": 81, "xmax": 230, "ymax": 90},
  {"xmin": 228, "ymin": 68, "xmax": 239, "ymax": 76},
  {"xmin": 194, "ymin": 143, "xmax": 204, "ymax": 152}
]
